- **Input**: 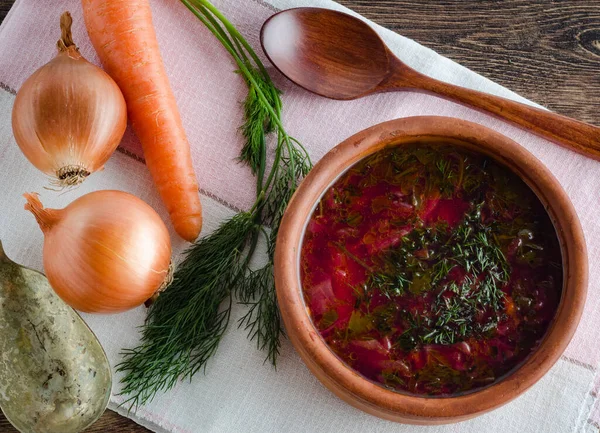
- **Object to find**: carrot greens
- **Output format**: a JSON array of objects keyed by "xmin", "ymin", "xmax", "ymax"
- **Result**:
[{"xmin": 117, "ymin": 0, "xmax": 311, "ymax": 409}]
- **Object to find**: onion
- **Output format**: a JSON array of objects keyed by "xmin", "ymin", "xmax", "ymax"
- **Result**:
[
  {"xmin": 12, "ymin": 12, "xmax": 127, "ymax": 187},
  {"xmin": 24, "ymin": 190, "xmax": 172, "ymax": 313}
]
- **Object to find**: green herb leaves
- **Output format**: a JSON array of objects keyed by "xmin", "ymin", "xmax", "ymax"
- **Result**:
[{"xmin": 118, "ymin": 213, "xmax": 254, "ymax": 408}]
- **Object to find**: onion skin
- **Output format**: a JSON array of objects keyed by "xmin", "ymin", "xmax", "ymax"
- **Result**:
[
  {"xmin": 12, "ymin": 12, "xmax": 127, "ymax": 187},
  {"xmin": 24, "ymin": 191, "xmax": 172, "ymax": 314}
]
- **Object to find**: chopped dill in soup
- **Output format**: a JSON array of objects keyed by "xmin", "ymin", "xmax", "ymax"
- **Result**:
[{"xmin": 300, "ymin": 143, "xmax": 562, "ymax": 396}]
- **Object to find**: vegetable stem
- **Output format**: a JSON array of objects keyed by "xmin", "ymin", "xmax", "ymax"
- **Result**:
[{"xmin": 57, "ymin": 11, "xmax": 75, "ymax": 51}]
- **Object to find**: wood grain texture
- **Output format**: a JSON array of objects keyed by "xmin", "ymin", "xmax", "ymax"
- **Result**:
[
  {"xmin": 0, "ymin": 0, "xmax": 597, "ymax": 432},
  {"xmin": 337, "ymin": 0, "xmax": 600, "ymax": 124}
]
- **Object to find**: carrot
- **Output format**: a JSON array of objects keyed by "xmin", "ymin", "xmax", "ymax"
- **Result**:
[{"xmin": 81, "ymin": 0, "xmax": 202, "ymax": 242}]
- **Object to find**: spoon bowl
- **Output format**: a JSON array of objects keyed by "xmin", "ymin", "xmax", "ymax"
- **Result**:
[
  {"xmin": 261, "ymin": 7, "xmax": 600, "ymax": 160},
  {"xmin": 0, "ymin": 242, "xmax": 111, "ymax": 433},
  {"xmin": 261, "ymin": 8, "xmax": 390, "ymax": 99}
]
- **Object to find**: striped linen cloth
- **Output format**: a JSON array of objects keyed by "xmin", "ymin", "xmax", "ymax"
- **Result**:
[{"xmin": 0, "ymin": 0, "xmax": 598, "ymax": 432}]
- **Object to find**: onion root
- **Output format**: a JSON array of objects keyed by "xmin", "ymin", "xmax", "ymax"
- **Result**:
[{"xmin": 54, "ymin": 165, "xmax": 91, "ymax": 187}]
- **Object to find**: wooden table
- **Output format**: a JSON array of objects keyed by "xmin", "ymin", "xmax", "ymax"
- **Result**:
[{"xmin": 0, "ymin": 1, "xmax": 598, "ymax": 432}]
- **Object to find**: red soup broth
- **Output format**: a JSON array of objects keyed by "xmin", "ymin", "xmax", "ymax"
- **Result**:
[{"xmin": 300, "ymin": 143, "xmax": 562, "ymax": 397}]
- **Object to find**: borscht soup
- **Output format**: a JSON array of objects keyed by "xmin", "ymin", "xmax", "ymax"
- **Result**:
[{"xmin": 300, "ymin": 143, "xmax": 562, "ymax": 397}]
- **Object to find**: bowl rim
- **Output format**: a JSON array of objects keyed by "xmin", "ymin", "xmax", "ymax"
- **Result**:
[{"xmin": 274, "ymin": 116, "xmax": 588, "ymax": 424}]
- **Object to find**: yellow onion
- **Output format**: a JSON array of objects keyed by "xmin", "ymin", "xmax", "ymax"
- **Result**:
[
  {"xmin": 12, "ymin": 12, "xmax": 127, "ymax": 187},
  {"xmin": 24, "ymin": 190, "xmax": 172, "ymax": 313}
]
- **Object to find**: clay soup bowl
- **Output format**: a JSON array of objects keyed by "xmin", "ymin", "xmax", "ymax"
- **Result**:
[{"xmin": 274, "ymin": 116, "xmax": 587, "ymax": 424}]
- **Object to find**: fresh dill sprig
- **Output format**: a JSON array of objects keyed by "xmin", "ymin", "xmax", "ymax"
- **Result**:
[
  {"xmin": 236, "ymin": 263, "xmax": 282, "ymax": 362},
  {"xmin": 118, "ymin": 213, "xmax": 254, "ymax": 408},
  {"xmin": 117, "ymin": 0, "xmax": 311, "ymax": 408}
]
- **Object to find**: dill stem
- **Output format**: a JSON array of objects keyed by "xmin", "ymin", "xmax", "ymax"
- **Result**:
[
  {"xmin": 180, "ymin": 1, "xmax": 238, "ymax": 61},
  {"xmin": 259, "ymin": 144, "xmax": 282, "ymax": 204},
  {"xmin": 192, "ymin": 0, "xmax": 272, "ymax": 80},
  {"xmin": 256, "ymin": 128, "xmax": 267, "ymax": 196},
  {"xmin": 193, "ymin": 2, "xmax": 252, "ymax": 66},
  {"xmin": 193, "ymin": 3, "xmax": 237, "ymax": 56}
]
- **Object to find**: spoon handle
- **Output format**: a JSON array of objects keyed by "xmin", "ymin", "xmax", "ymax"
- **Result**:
[{"xmin": 383, "ymin": 59, "xmax": 600, "ymax": 160}]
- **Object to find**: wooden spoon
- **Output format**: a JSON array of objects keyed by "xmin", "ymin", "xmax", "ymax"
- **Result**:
[{"xmin": 261, "ymin": 7, "xmax": 600, "ymax": 160}]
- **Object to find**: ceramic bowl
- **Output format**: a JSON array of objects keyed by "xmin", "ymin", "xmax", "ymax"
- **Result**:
[{"xmin": 274, "ymin": 116, "xmax": 588, "ymax": 424}]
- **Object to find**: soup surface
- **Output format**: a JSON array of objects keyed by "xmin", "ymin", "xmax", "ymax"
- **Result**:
[{"xmin": 300, "ymin": 143, "xmax": 562, "ymax": 396}]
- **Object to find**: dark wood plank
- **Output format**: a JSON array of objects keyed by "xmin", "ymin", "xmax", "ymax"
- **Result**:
[
  {"xmin": 337, "ymin": 0, "xmax": 600, "ymax": 124},
  {"xmin": 0, "ymin": 409, "xmax": 151, "ymax": 432},
  {"xmin": 0, "ymin": 0, "xmax": 597, "ymax": 432},
  {"xmin": 83, "ymin": 410, "xmax": 151, "ymax": 433},
  {"xmin": 0, "ymin": 0, "xmax": 9, "ymax": 22}
]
